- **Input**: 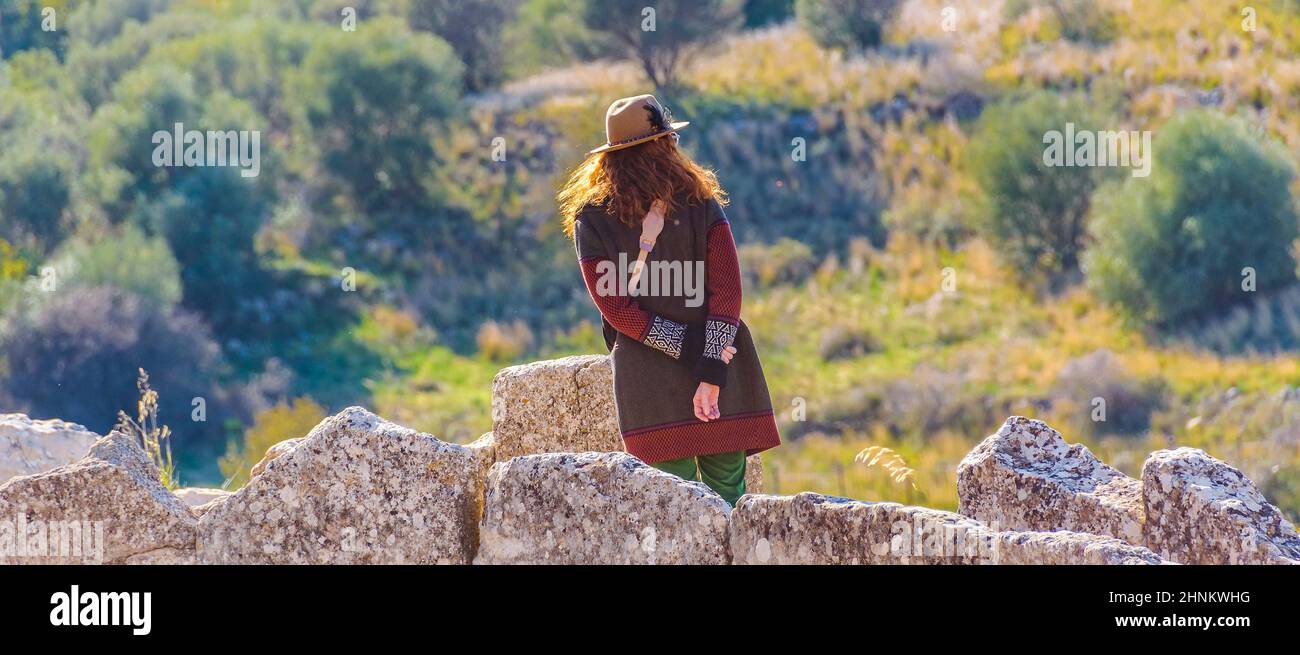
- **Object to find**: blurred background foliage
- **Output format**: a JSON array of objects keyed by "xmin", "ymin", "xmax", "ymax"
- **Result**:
[{"xmin": 1, "ymin": 0, "xmax": 1299, "ymax": 522}]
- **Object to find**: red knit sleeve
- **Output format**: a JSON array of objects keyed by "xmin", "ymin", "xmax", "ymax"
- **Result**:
[
  {"xmin": 579, "ymin": 258, "xmax": 650, "ymax": 340},
  {"xmin": 705, "ymin": 221, "xmax": 742, "ymax": 322},
  {"xmin": 695, "ymin": 203, "xmax": 742, "ymax": 387},
  {"xmin": 574, "ymin": 218, "xmax": 697, "ymax": 361}
]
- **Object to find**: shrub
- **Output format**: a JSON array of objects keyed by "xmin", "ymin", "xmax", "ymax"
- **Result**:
[
  {"xmin": 1085, "ymin": 111, "xmax": 1299, "ymax": 327},
  {"xmin": 67, "ymin": 0, "xmax": 174, "ymax": 47},
  {"xmin": 877, "ymin": 366, "xmax": 994, "ymax": 436},
  {"xmin": 83, "ymin": 61, "xmax": 284, "ymax": 342},
  {"xmin": 681, "ymin": 97, "xmax": 886, "ymax": 251},
  {"xmin": 801, "ymin": 366, "xmax": 995, "ymax": 439},
  {"xmin": 0, "ymin": 239, "xmax": 26, "ymax": 279},
  {"xmin": 0, "ymin": 0, "xmax": 68, "ymax": 57},
  {"xmin": 0, "ymin": 286, "xmax": 236, "ymax": 460},
  {"xmin": 45, "ymin": 223, "xmax": 182, "ymax": 308},
  {"xmin": 137, "ymin": 168, "xmax": 276, "ymax": 340},
  {"xmin": 290, "ymin": 19, "xmax": 463, "ymax": 213},
  {"xmin": 1051, "ymin": 0, "xmax": 1118, "ymax": 43},
  {"xmin": 795, "ymin": 0, "xmax": 900, "ymax": 52},
  {"xmin": 966, "ymin": 92, "xmax": 1111, "ymax": 282}
]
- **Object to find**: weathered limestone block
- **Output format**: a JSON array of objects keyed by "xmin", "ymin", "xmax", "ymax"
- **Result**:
[
  {"xmin": 0, "ymin": 413, "xmax": 100, "ymax": 483},
  {"xmin": 1142, "ymin": 448, "xmax": 1300, "ymax": 564},
  {"xmin": 491, "ymin": 355, "xmax": 623, "ymax": 460},
  {"xmin": 730, "ymin": 492, "xmax": 1166, "ymax": 565},
  {"xmin": 957, "ymin": 416, "xmax": 1143, "ymax": 544},
  {"xmin": 249, "ymin": 437, "xmax": 304, "ymax": 478},
  {"xmin": 986, "ymin": 530, "xmax": 1165, "ymax": 565},
  {"xmin": 730, "ymin": 492, "xmax": 990, "ymax": 564},
  {"xmin": 197, "ymin": 407, "xmax": 493, "ymax": 564},
  {"xmin": 491, "ymin": 354, "xmax": 764, "ymax": 492},
  {"xmin": 0, "ymin": 431, "xmax": 196, "ymax": 564},
  {"xmin": 476, "ymin": 452, "xmax": 731, "ymax": 564}
]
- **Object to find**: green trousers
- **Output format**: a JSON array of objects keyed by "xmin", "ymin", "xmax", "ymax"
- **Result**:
[{"xmin": 652, "ymin": 451, "xmax": 746, "ymax": 506}]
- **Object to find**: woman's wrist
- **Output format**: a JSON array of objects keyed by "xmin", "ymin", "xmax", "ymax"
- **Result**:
[
  {"xmin": 680, "ymin": 325, "xmax": 705, "ymax": 363},
  {"xmin": 693, "ymin": 355, "xmax": 728, "ymax": 388}
]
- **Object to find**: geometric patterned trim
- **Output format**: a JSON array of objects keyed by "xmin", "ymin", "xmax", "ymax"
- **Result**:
[
  {"xmin": 702, "ymin": 319, "xmax": 738, "ymax": 360},
  {"xmin": 642, "ymin": 315, "xmax": 687, "ymax": 359}
]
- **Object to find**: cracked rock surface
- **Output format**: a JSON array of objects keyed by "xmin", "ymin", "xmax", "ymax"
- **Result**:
[
  {"xmin": 0, "ymin": 431, "xmax": 196, "ymax": 564},
  {"xmin": 731, "ymin": 492, "xmax": 989, "ymax": 564},
  {"xmin": 957, "ymin": 416, "xmax": 1144, "ymax": 544},
  {"xmin": 1142, "ymin": 447, "xmax": 1300, "ymax": 564},
  {"xmin": 197, "ymin": 407, "xmax": 493, "ymax": 564},
  {"xmin": 986, "ymin": 530, "xmax": 1164, "ymax": 565},
  {"xmin": 730, "ymin": 492, "xmax": 1164, "ymax": 565},
  {"xmin": 476, "ymin": 452, "xmax": 731, "ymax": 564}
]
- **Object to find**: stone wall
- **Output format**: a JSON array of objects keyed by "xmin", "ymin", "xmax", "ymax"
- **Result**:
[
  {"xmin": 730, "ymin": 491, "xmax": 1163, "ymax": 565},
  {"xmin": 476, "ymin": 452, "xmax": 731, "ymax": 564},
  {"xmin": 957, "ymin": 417, "xmax": 1300, "ymax": 565},
  {"xmin": 730, "ymin": 492, "xmax": 991, "ymax": 564},
  {"xmin": 1, "ymin": 356, "xmax": 1295, "ymax": 565}
]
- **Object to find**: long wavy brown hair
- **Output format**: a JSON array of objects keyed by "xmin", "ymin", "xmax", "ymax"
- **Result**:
[{"xmin": 559, "ymin": 135, "xmax": 728, "ymax": 239}]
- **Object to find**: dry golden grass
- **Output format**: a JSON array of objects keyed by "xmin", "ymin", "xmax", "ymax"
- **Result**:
[{"xmin": 855, "ymin": 445, "xmax": 918, "ymax": 488}]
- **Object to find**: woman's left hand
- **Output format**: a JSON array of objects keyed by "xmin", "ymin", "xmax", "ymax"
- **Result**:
[
  {"xmin": 719, "ymin": 345, "xmax": 736, "ymax": 364},
  {"xmin": 693, "ymin": 381, "xmax": 721, "ymax": 422}
]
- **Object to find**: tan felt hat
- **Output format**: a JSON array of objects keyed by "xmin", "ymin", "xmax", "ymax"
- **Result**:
[{"xmin": 588, "ymin": 94, "xmax": 689, "ymax": 154}]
